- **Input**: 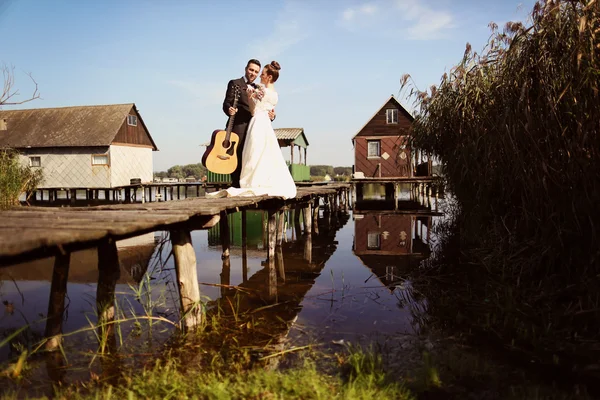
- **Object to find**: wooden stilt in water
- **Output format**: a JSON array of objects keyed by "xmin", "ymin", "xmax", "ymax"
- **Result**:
[
  {"xmin": 276, "ymin": 209, "xmax": 285, "ymax": 246},
  {"xmin": 170, "ymin": 229, "xmax": 202, "ymax": 330},
  {"xmin": 312, "ymin": 201, "xmax": 319, "ymax": 235},
  {"xmin": 302, "ymin": 202, "xmax": 312, "ymax": 236},
  {"xmin": 276, "ymin": 245, "xmax": 285, "ymax": 282},
  {"xmin": 267, "ymin": 209, "xmax": 278, "ymax": 301},
  {"xmin": 97, "ymin": 238, "xmax": 120, "ymax": 351},
  {"xmin": 242, "ymin": 210, "xmax": 248, "ymax": 282},
  {"xmin": 220, "ymin": 211, "xmax": 230, "ymax": 259},
  {"xmin": 304, "ymin": 231, "xmax": 312, "ymax": 265},
  {"xmin": 44, "ymin": 252, "xmax": 71, "ymax": 351},
  {"xmin": 220, "ymin": 257, "xmax": 231, "ymax": 298},
  {"xmin": 267, "ymin": 209, "xmax": 277, "ymax": 261}
]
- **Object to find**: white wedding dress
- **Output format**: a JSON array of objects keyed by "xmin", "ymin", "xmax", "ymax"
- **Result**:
[{"xmin": 207, "ymin": 87, "xmax": 297, "ymax": 199}]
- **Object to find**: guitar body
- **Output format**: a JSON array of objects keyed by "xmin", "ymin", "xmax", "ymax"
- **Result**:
[{"xmin": 202, "ymin": 129, "xmax": 240, "ymax": 174}]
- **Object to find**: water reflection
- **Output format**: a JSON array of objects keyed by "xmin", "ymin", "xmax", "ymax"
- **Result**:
[{"xmin": 0, "ymin": 189, "xmax": 444, "ymax": 395}]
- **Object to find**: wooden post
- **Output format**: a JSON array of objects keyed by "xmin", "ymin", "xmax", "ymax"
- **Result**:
[
  {"xmin": 44, "ymin": 253, "xmax": 70, "ymax": 351},
  {"xmin": 312, "ymin": 201, "xmax": 319, "ymax": 235},
  {"xmin": 290, "ymin": 145, "xmax": 294, "ymax": 165},
  {"xmin": 97, "ymin": 238, "xmax": 120, "ymax": 351},
  {"xmin": 242, "ymin": 210, "xmax": 248, "ymax": 282},
  {"xmin": 276, "ymin": 209, "xmax": 285, "ymax": 246},
  {"xmin": 267, "ymin": 209, "xmax": 277, "ymax": 301},
  {"xmin": 304, "ymin": 232, "xmax": 312, "ymax": 265},
  {"xmin": 267, "ymin": 254, "xmax": 277, "ymax": 301},
  {"xmin": 267, "ymin": 209, "xmax": 277, "ymax": 261},
  {"xmin": 220, "ymin": 212, "xmax": 230, "ymax": 259},
  {"xmin": 276, "ymin": 245, "xmax": 285, "ymax": 282},
  {"xmin": 302, "ymin": 202, "xmax": 312, "ymax": 236},
  {"xmin": 170, "ymin": 229, "xmax": 202, "ymax": 330},
  {"xmin": 220, "ymin": 257, "xmax": 230, "ymax": 298}
]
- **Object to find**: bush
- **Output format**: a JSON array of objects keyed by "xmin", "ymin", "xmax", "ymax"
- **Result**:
[{"xmin": 0, "ymin": 148, "xmax": 43, "ymax": 209}]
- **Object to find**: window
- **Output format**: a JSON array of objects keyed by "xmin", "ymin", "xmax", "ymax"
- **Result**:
[
  {"xmin": 386, "ymin": 109, "xmax": 398, "ymax": 124},
  {"xmin": 29, "ymin": 156, "xmax": 41, "ymax": 167},
  {"xmin": 92, "ymin": 154, "xmax": 109, "ymax": 165},
  {"xmin": 367, "ymin": 232, "xmax": 381, "ymax": 250},
  {"xmin": 127, "ymin": 115, "xmax": 137, "ymax": 126},
  {"xmin": 367, "ymin": 140, "xmax": 381, "ymax": 158}
]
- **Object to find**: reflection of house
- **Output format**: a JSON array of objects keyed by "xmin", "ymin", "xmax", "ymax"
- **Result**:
[
  {"xmin": 0, "ymin": 232, "xmax": 159, "ymax": 284},
  {"xmin": 0, "ymin": 104, "xmax": 158, "ymax": 188},
  {"xmin": 353, "ymin": 213, "xmax": 431, "ymax": 290},
  {"xmin": 351, "ymin": 95, "xmax": 415, "ymax": 179},
  {"xmin": 208, "ymin": 211, "xmax": 266, "ymax": 249}
]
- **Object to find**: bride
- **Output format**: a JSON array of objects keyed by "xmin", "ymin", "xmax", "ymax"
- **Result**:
[{"xmin": 208, "ymin": 61, "xmax": 297, "ymax": 199}]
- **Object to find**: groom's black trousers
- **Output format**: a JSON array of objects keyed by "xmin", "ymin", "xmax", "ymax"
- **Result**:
[{"xmin": 230, "ymin": 121, "xmax": 249, "ymax": 188}]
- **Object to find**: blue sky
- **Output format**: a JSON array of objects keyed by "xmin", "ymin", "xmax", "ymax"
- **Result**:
[{"xmin": 0, "ymin": 0, "xmax": 535, "ymax": 171}]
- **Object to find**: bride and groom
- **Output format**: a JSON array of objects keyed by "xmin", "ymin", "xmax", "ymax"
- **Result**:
[{"xmin": 207, "ymin": 59, "xmax": 297, "ymax": 199}]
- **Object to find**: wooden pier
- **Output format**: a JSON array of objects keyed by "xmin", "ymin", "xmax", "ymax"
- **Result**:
[{"xmin": 0, "ymin": 183, "xmax": 351, "ymax": 349}]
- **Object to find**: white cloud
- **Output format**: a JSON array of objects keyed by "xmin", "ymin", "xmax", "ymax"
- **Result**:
[
  {"xmin": 167, "ymin": 79, "xmax": 224, "ymax": 108},
  {"xmin": 339, "ymin": 0, "xmax": 454, "ymax": 40},
  {"xmin": 247, "ymin": 1, "xmax": 313, "ymax": 61},
  {"xmin": 341, "ymin": 2, "xmax": 379, "ymax": 22}
]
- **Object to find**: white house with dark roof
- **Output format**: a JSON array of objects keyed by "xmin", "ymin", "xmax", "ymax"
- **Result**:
[{"xmin": 0, "ymin": 103, "xmax": 158, "ymax": 188}]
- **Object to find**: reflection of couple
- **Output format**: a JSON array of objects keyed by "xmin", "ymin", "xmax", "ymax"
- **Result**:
[{"xmin": 208, "ymin": 59, "xmax": 297, "ymax": 199}]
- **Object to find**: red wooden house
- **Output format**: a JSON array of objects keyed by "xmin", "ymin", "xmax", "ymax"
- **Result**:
[{"xmin": 352, "ymin": 95, "xmax": 414, "ymax": 179}]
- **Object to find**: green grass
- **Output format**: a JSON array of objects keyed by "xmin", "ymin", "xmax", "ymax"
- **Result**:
[{"xmin": 0, "ymin": 352, "xmax": 413, "ymax": 400}]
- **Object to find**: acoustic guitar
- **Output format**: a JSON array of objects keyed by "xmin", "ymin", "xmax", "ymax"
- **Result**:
[{"xmin": 202, "ymin": 84, "xmax": 241, "ymax": 174}]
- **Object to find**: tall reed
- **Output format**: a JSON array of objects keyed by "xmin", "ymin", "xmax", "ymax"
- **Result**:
[{"xmin": 403, "ymin": 0, "xmax": 600, "ymax": 362}]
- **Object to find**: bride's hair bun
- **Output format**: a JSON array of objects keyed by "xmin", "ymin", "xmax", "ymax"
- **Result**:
[{"xmin": 270, "ymin": 61, "xmax": 281, "ymax": 71}]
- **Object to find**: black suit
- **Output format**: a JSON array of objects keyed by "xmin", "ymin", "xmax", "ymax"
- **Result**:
[{"xmin": 223, "ymin": 77, "xmax": 252, "ymax": 188}]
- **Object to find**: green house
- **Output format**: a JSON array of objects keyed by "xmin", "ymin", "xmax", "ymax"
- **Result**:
[{"xmin": 204, "ymin": 127, "xmax": 310, "ymax": 183}]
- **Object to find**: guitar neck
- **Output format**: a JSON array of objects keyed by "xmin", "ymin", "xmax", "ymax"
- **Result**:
[{"xmin": 225, "ymin": 91, "xmax": 240, "ymax": 140}]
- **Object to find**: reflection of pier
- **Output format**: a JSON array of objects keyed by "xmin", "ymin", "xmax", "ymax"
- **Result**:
[{"xmin": 204, "ymin": 205, "xmax": 350, "ymax": 347}]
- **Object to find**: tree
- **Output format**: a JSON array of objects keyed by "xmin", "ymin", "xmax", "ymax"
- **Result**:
[
  {"xmin": 310, "ymin": 165, "xmax": 334, "ymax": 177},
  {"xmin": 333, "ymin": 166, "xmax": 352, "ymax": 176},
  {"xmin": 167, "ymin": 165, "xmax": 184, "ymax": 179},
  {"xmin": 1, "ymin": 63, "xmax": 40, "ymax": 106}
]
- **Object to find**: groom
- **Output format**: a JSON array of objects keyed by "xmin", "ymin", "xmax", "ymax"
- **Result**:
[{"xmin": 223, "ymin": 59, "xmax": 275, "ymax": 188}]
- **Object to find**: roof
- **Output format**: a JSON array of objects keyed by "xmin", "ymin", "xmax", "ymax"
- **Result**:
[
  {"xmin": 351, "ymin": 95, "xmax": 414, "ymax": 140},
  {"xmin": 274, "ymin": 128, "xmax": 309, "ymax": 148},
  {"xmin": 0, "ymin": 103, "xmax": 158, "ymax": 150}
]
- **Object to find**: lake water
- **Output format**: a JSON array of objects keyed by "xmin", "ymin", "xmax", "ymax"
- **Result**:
[{"xmin": 0, "ymin": 185, "xmax": 446, "ymax": 395}]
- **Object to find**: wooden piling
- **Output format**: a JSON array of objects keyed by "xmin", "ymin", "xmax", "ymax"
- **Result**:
[
  {"xmin": 267, "ymin": 209, "xmax": 277, "ymax": 261},
  {"xmin": 97, "ymin": 238, "xmax": 120, "ymax": 349},
  {"xmin": 312, "ymin": 201, "xmax": 319, "ymax": 235},
  {"xmin": 276, "ymin": 209, "xmax": 286, "ymax": 246},
  {"xmin": 220, "ymin": 257, "xmax": 231, "ymax": 298},
  {"xmin": 302, "ymin": 202, "xmax": 312, "ymax": 235},
  {"xmin": 242, "ymin": 210, "xmax": 248, "ymax": 282},
  {"xmin": 170, "ymin": 229, "xmax": 202, "ymax": 330},
  {"xmin": 220, "ymin": 211, "xmax": 230, "ymax": 259},
  {"xmin": 276, "ymin": 245, "xmax": 285, "ymax": 282},
  {"xmin": 44, "ymin": 253, "xmax": 70, "ymax": 351}
]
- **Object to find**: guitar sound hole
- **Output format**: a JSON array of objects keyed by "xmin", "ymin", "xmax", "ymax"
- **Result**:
[
  {"xmin": 226, "ymin": 141, "xmax": 237, "ymax": 156},
  {"xmin": 222, "ymin": 140, "xmax": 231, "ymax": 148}
]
